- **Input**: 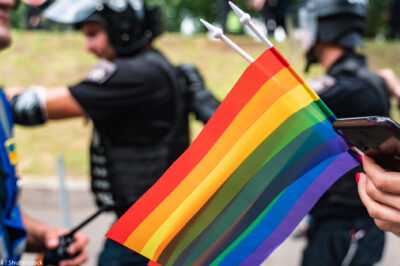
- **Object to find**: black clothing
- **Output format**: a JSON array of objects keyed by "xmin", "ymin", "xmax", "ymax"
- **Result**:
[
  {"xmin": 99, "ymin": 239, "xmax": 149, "ymax": 266},
  {"xmin": 70, "ymin": 48, "xmax": 220, "ymax": 217},
  {"xmin": 70, "ymin": 50, "xmax": 178, "ymax": 148},
  {"xmin": 302, "ymin": 52, "xmax": 389, "ymax": 266},
  {"xmin": 261, "ymin": 0, "xmax": 289, "ymax": 34},
  {"xmin": 25, "ymin": 1, "xmax": 52, "ymax": 30},
  {"xmin": 302, "ymin": 218, "xmax": 385, "ymax": 266},
  {"xmin": 389, "ymin": 0, "xmax": 400, "ymax": 39},
  {"xmin": 220, "ymin": 0, "xmax": 230, "ymax": 32},
  {"xmin": 319, "ymin": 53, "xmax": 390, "ymax": 119},
  {"xmin": 70, "ymin": 49, "xmax": 192, "ymax": 215}
]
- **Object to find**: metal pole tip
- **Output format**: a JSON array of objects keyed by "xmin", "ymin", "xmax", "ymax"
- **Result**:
[{"xmin": 229, "ymin": 1, "xmax": 246, "ymax": 18}]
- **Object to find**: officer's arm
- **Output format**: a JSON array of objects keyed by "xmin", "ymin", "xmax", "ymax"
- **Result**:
[
  {"xmin": 178, "ymin": 64, "xmax": 220, "ymax": 124},
  {"xmin": 8, "ymin": 85, "xmax": 85, "ymax": 126},
  {"xmin": 45, "ymin": 86, "xmax": 85, "ymax": 119}
]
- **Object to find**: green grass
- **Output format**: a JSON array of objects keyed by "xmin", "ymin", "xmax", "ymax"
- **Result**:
[{"xmin": 1, "ymin": 30, "xmax": 399, "ymax": 179}]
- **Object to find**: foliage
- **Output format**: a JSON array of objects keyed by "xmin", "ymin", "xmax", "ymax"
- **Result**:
[
  {"xmin": 8, "ymin": 0, "xmax": 400, "ymax": 38},
  {"xmin": 148, "ymin": 0, "xmax": 220, "ymax": 32},
  {"xmin": 365, "ymin": 0, "xmax": 391, "ymax": 37},
  {"xmin": 147, "ymin": 0, "xmax": 260, "ymax": 32},
  {"xmin": 10, "ymin": 2, "xmax": 27, "ymax": 29}
]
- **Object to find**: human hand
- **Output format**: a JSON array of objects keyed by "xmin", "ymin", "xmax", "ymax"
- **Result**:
[
  {"xmin": 379, "ymin": 68, "xmax": 400, "ymax": 99},
  {"xmin": 357, "ymin": 155, "xmax": 400, "ymax": 237},
  {"xmin": 45, "ymin": 228, "xmax": 89, "ymax": 266}
]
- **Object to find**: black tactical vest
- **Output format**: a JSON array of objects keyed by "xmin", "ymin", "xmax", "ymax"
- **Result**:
[{"xmin": 90, "ymin": 51, "xmax": 190, "ymax": 217}]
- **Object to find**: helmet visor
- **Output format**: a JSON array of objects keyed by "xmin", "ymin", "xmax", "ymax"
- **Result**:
[
  {"xmin": 44, "ymin": 0, "xmax": 102, "ymax": 24},
  {"xmin": 44, "ymin": 0, "xmax": 144, "ymax": 24}
]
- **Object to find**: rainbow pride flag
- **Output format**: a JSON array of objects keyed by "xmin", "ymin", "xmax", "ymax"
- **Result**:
[{"xmin": 106, "ymin": 47, "xmax": 359, "ymax": 265}]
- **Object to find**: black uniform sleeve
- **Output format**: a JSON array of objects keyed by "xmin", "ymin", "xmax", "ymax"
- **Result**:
[
  {"xmin": 69, "ymin": 58, "xmax": 171, "ymax": 122},
  {"xmin": 177, "ymin": 63, "xmax": 220, "ymax": 124}
]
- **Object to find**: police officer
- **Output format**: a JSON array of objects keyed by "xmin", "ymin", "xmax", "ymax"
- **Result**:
[
  {"xmin": 248, "ymin": 0, "xmax": 289, "ymax": 35},
  {"xmin": 0, "ymin": 0, "xmax": 88, "ymax": 265},
  {"xmin": 7, "ymin": 0, "xmax": 220, "ymax": 265},
  {"xmin": 296, "ymin": 0, "xmax": 391, "ymax": 265}
]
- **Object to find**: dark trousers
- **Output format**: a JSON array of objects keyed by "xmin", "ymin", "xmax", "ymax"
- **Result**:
[
  {"xmin": 98, "ymin": 238, "xmax": 149, "ymax": 266},
  {"xmin": 220, "ymin": 0, "xmax": 230, "ymax": 32},
  {"xmin": 301, "ymin": 218, "xmax": 385, "ymax": 266}
]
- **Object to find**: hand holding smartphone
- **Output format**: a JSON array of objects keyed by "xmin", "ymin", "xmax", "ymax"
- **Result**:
[{"xmin": 333, "ymin": 116, "xmax": 400, "ymax": 171}]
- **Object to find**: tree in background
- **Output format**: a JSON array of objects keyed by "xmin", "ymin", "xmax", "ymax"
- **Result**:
[
  {"xmin": 364, "ymin": 0, "xmax": 391, "ymax": 38},
  {"xmin": 7, "ymin": 0, "xmax": 400, "ymax": 39}
]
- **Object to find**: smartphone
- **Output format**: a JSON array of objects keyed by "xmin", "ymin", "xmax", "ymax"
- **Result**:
[{"xmin": 333, "ymin": 116, "xmax": 400, "ymax": 171}]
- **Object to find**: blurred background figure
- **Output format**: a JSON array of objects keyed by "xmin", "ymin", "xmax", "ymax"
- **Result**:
[
  {"xmin": 388, "ymin": 0, "xmax": 400, "ymax": 40},
  {"xmin": 247, "ymin": 0, "xmax": 289, "ymax": 37},
  {"xmin": 220, "ymin": 0, "xmax": 237, "ymax": 33},
  {"xmin": 291, "ymin": 0, "xmax": 393, "ymax": 265},
  {"xmin": 25, "ymin": 0, "xmax": 51, "ymax": 30},
  {"xmin": 22, "ymin": 0, "xmax": 51, "ymax": 30}
]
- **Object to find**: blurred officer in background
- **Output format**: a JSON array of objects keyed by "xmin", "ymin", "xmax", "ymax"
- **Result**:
[
  {"xmin": 0, "ymin": 0, "xmax": 88, "ymax": 265},
  {"xmin": 293, "ymin": 0, "xmax": 392, "ymax": 265},
  {"xmin": 7, "ymin": 0, "xmax": 220, "ymax": 265},
  {"xmin": 247, "ymin": 0, "xmax": 289, "ymax": 36},
  {"xmin": 388, "ymin": 0, "xmax": 400, "ymax": 40},
  {"xmin": 220, "ymin": 0, "xmax": 238, "ymax": 32},
  {"xmin": 24, "ymin": 0, "xmax": 52, "ymax": 30}
]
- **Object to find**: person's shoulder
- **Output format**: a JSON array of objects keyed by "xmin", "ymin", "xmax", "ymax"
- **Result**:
[
  {"xmin": 116, "ymin": 49, "xmax": 168, "ymax": 67},
  {"xmin": 114, "ymin": 51, "xmax": 168, "ymax": 78},
  {"xmin": 335, "ymin": 70, "xmax": 382, "ymax": 93},
  {"xmin": 84, "ymin": 59, "xmax": 118, "ymax": 85},
  {"xmin": 307, "ymin": 74, "xmax": 337, "ymax": 95}
]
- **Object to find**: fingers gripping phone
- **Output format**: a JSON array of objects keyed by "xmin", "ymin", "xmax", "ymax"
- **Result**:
[{"xmin": 333, "ymin": 116, "xmax": 400, "ymax": 171}]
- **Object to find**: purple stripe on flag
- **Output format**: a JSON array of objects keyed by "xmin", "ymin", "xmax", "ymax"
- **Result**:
[{"xmin": 241, "ymin": 152, "xmax": 359, "ymax": 266}]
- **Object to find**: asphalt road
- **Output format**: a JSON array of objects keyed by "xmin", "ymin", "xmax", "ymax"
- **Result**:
[{"xmin": 18, "ymin": 179, "xmax": 400, "ymax": 266}]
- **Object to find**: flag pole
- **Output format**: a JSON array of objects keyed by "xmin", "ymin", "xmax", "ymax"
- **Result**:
[
  {"xmin": 200, "ymin": 19, "xmax": 255, "ymax": 63},
  {"xmin": 228, "ymin": 1, "xmax": 274, "ymax": 48}
]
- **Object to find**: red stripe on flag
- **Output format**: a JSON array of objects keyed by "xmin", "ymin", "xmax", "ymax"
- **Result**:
[
  {"xmin": 106, "ymin": 48, "xmax": 286, "ymax": 244},
  {"xmin": 148, "ymin": 260, "xmax": 162, "ymax": 266},
  {"xmin": 270, "ymin": 47, "xmax": 290, "ymax": 67}
]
